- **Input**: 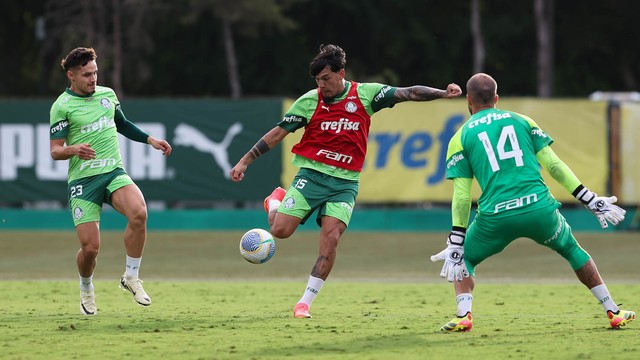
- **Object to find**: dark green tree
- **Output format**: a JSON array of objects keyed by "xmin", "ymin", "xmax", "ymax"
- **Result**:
[{"xmin": 184, "ymin": 0, "xmax": 300, "ymax": 98}]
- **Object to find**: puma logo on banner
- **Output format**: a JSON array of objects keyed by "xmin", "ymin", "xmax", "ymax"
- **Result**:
[{"xmin": 173, "ymin": 123, "xmax": 242, "ymax": 179}]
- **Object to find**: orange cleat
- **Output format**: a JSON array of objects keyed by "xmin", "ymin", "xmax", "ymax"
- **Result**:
[
  {"xmin": 440, "ymin": 312, "xmax": 473, "ymax": 332},
  {"xmin": 293, "ymin": 303, "xmax": 312, "ymax": 318},
  {"xmin": 608, "ymin": 309, "xmax": 636, "ymax": 329},
  {"xmin": 264, "ymin": 187, "xmax": 286, "ymax": 213}
]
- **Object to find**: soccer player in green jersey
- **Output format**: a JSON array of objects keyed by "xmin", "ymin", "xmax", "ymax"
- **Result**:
[
  {"xmin": 49, "ymin": 47, "xmax": 172, "ymax": 315},
  {"xmin": 230, "ymin": 44, "xmax": 462, "ymax": 318},
  {"xmin": 432, "ymin": 73, "xmax": 635, "ymax": 331}
]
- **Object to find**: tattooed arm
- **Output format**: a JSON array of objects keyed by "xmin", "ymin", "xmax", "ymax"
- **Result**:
[
  {"xmin": 229, "ymin": 126, "xmax": 289, "ymax": 182},
  {"xmin": 393, "ymin": 83, "xmax": 462, "ymax": 104}
]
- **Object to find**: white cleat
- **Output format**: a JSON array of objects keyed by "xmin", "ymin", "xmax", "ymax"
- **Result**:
[
  {"xmin": 80, "ymin": 289, "xmax": 97, "ymax": 315},
  {"xmin": 120, "ymin": 275, "xmax": 152, "ymax": 306}
]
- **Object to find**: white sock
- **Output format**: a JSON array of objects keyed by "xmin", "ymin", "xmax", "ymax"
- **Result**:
[
  {"xmin": 456, "ymin": 293, "xmax": 473, "ymax": 317},
  {"xmin": 268, "ymin": 199, "xmax": 281, "ymax": 213},
  {"xmin": 125, "ymin": 256, "xmax": 142, "ymax": 278},
  {"xmin": 298, "ymin": 276, "xmax": 325, "ymax": 306},
  {"xmin": 79, "ymin": 274, "xmax": 94, "ymax": 292},
  {"xmin": 590, "ymin": 284, "xmax": 619, "ymax": 313}
]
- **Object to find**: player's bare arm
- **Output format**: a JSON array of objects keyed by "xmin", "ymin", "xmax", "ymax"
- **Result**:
[
  {"xmin": 147, "ymin": 136, "xmax": 172, "ymax": 157},
  {"xmin": 50, "ymin": 139, "xmax": 96, "ymax": 161},
  {"xmin": 229, "ymin": 126, "xmax": 290, "ymax": 182},
  {"xmin": 393, "ymin": 83, "xmax": 462, "ymax": 103}
]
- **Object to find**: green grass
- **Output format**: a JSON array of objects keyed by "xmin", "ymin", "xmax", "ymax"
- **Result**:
[{"xmin": 0, "ymin": 231, "xmax": 638, "ymax": 359}]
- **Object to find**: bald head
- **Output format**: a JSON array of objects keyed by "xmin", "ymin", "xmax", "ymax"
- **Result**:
[{"xmin": 466, "ymin": 73, "xmax": 498, "ymax": 113}]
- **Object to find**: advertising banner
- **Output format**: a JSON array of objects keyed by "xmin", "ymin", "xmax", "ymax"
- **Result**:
[
  {"xmin": 0, "ymin": 99, "xmax": 283, "ymax": 202},
  {"xmin": 281, "ymin": 98, "xmax": 608, "ymax": 203},
  {"xmin": 620, "ymin": 102, "xmax": 640, "ymax": 203},
  {"xmin": 0, "ymin": 98, "xmax": 612, "ymax": 204}
]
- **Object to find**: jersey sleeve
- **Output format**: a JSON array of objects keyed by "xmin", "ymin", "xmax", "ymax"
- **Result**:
[
  {"xmin": 445, "ymin": 128, "xmax": 473, "ymax": 179},
  {"xmin": 277, "ymin": 89, "xmax": 317, "ymax": 133},
  {"xmin": 109, "ymin": 87, "xmax": 120, "ymax": 107},
  {"xmin": 49, "ymin": 100, "xmax": 69, "ymax": 140},
  {"xmin": 115, "ymin": 107, "xmax": 149, "ymax": 143},
  {"xmin": 516, "ymin": 112, "xmax": 554, "ymax": 152},
  {"xmin": 536, "ymin": 145, "xmax": 582, "ymax": 194},
  {"xmin": 451, "ymin": 177, "xmax": 473, "ymax": 228},
  {"xmin": 357, "ymin": 83, "xmax": 397, "ymax": 114}
]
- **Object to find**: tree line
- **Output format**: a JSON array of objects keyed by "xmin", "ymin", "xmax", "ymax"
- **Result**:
[{"xmin": 2, "ymin": 0, "xmax": 638, "ymax": 99}]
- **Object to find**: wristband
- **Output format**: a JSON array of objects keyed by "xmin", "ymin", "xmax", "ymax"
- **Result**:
[
  {"xmin": 448, "ymin": 226, "xmax": 466, "ymax": 246},
  {"xmin": 572, "ymin": 184, "xmax": 596, "ymax": 205}
]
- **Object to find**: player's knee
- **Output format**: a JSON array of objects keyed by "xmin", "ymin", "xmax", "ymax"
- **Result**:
[
  {"xmin": 127, "ymin": 206, "xmax": 148, "ymax": 228},
  {"xmin": 269, "ymin": 214, "xmax": 301, "ymax": 238},
  {"xmin": 464, "ymin": 259, "xmax": 477, "ymax": 277},
  {"xmin": 554, "ymin": 241, "xmax": 590, "ymax": 270},
  {"xmin": 566, "ymin": 247, "xmax": 591, "ymax": 270},
  {"xmin": 270, "ymin": 223, "xmax": 295, "ymax": 239},
  {"xmin": 81, "ymin": 245, "xmax": 99, "ymax": 259}
]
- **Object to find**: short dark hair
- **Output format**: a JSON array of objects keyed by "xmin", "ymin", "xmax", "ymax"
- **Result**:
[
  {"xmin": 309, "ymin": 44, "xmax": 346, "ymax": 77},
  {"xmin": 61, "ymin": 47, "xmax": 97, "ymax": 71}
]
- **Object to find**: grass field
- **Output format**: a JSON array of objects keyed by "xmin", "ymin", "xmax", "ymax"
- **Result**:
[{"xmin": 0, "ymin": 230, "xmax": 638, "ymax": 359}]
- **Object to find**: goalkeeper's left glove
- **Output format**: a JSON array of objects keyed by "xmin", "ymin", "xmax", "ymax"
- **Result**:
[
  {"xmin": 573, "ymin": 185, "xmax": 626, "ymax": 228},
  {"xmin": 430, "ymin": 227, "xmax": 469, "ymax": 282}
]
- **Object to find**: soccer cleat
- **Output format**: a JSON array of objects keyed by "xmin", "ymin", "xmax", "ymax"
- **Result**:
[
  {"xmin": 264, "ymin": 187, "xmax": 286, "ymax": 213},
  {"xmin": 440, "ymin": 312, "xmax": 473, "ymax": 332},
  {"xmin": 80, "ymin": 289, "xmax": 97, "ymax": 315},
  {"xmin": 293, "ymin": 303, "xmax": 312, "ymax": 318},
  {"xmin": 120, "ymin": 274, "xmax": 152, "ymax": 306},
  {"xmin": 608, "ymin": 309, "xmax": 636, "ymax": 329}
]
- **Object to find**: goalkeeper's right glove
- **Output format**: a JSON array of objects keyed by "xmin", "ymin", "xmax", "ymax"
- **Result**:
[{"xmin": 573, "ymin": 185, "xmax": 626, "ymax": 228}]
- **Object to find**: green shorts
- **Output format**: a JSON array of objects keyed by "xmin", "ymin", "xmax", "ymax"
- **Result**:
[
  {"xmin": 464, "ymin": 206, "xmax": 591, "ymax": 276},
  {"xmin": 67, "ymin": 168, "xmax": 134, "ymax": 226},
  {"xmin": 277, "ymin": 168, "xmax": 359, "ymax": 227}
]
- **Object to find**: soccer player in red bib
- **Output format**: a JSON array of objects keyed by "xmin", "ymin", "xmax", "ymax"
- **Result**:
[{"xmin": 230, "ymin": 44, "xmax": 461, "ymax": 318}]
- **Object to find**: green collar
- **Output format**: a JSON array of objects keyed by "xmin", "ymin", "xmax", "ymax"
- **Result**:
[
  {"xmin": 324, "ymin": 80, "xmax": 350, "ymax": 103},
  {"xmin": 65, "ymin": 87, "xmax": 93, "ymax": 98}
]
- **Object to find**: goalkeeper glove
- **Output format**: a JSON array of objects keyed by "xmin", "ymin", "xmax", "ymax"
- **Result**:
[
  {"xmin": 573, "ymin": 185, "xmax": 626, "ymax": 229},
  {"xmin": 430, "ymin": 227, "xmax": 469, "ymax": 282}
]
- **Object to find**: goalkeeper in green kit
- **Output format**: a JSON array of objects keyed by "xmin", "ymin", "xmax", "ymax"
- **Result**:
[
  {"xmin": 50, "ymin": 47, "xmax": 172, "ymax": 315},
  {"xmin": 432, "ymin": 73, "xmax": 635, "ymax": 331}
]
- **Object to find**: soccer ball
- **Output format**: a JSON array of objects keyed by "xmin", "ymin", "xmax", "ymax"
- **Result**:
[{"xmin": 239, "ymin": 228, "xmax": 276, "ymax": 264}]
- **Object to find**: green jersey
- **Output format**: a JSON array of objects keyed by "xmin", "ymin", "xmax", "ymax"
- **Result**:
[
  {"xmin": 50, "ymin": 86, "xmax": 123, "ymax": 182},
  {"xmin": 445, "ymin": 108, "xmax": 555, "ymax": 217},
  {"xmin": 277, "ymin": 81, "xmax": 397, "ymax": 180}
]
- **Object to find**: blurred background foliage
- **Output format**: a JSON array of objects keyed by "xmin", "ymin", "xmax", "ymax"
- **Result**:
[{"xmin": 2, "ymin": 0, "xmax": 638, "ymax": 99}]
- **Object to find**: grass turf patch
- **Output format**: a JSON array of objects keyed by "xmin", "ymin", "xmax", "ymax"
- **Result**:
[
  {"xmin": 0, "ymin": 231, "xmax": 638, "ymax": 359},
  {"xmin": 0, "ymin": 281, "xmax": 638, "ymax": 360}
]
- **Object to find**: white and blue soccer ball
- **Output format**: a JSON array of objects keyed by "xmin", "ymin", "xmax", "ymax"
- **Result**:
[{"xmin": 239, "ymin": 228, "xmax": 276, "ymax": 264}]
